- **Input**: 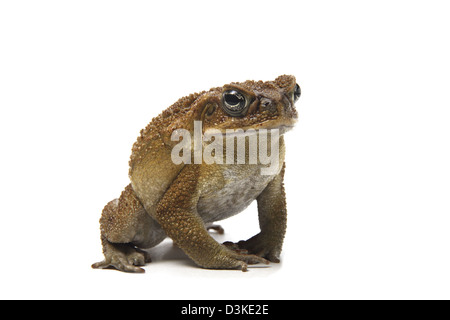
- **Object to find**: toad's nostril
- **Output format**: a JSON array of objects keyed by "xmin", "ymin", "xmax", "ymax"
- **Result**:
[{"xmin": 260, "ymin": 98, "xmax": 275, "ymax": 112}]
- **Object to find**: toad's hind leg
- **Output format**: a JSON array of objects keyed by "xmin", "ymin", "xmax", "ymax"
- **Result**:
[{"xmin": 92, "ymin": 184, "xmax": 163, "ymax": 273}]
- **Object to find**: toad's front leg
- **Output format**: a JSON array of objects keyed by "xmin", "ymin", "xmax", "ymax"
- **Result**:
[{"xmin": 155, "ymin": 165, "xmax": 268, "ymax": 271}]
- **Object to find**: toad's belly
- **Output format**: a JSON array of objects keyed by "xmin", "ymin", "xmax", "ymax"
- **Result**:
[{"xmin": 196, "ymin": 166, "xmax": 277, "ymax": 223}]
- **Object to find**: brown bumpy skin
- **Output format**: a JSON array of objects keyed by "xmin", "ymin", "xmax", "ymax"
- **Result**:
[{"xmin": 92, "ymin": 75, "xmax": 300, "ymax": 272}]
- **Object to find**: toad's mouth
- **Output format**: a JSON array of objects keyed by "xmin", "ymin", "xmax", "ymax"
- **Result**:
[
  {"xmin": 204, "ymin": 124, "xmax": 295, "ymax": 138},
  {"xmin": 204, "ymin": 118, "xmax": 297, "ymax": 137}
]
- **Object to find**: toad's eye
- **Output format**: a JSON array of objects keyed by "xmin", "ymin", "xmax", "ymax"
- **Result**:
[
  {"xmin": 294, "ymin": 83, "xmax": 301, "ymax": 102},
  {"xmin": 222, "ymin": 90, "xmax": 247, "ymax": 116}
]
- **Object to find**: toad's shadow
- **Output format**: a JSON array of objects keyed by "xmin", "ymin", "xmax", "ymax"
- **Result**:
[{"xmin": 146, "ymin": 239, "xmax": 189, "ymax": 262}]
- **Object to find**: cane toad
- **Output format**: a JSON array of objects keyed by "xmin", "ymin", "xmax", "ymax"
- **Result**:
[{"xmin": 92, "ymin": 75, "xmax": 300, "ymax": 272}]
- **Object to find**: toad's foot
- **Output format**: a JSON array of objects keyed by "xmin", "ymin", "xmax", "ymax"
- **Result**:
[
  {"xmin": 92, "ymin": 242, "xmax": 151, "ymax": 273},
  {"xmin": 223, "ymin": 233, "xmax": 282, "ymax": 263},
  {"xmin": 208, "ymin": 248, "xmax": 270, "ymax": 272}
]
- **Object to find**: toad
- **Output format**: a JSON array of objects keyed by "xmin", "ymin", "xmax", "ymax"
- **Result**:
[{"xmin": 92, "ymin": 75, "xmax": 300, "ymax": 272}]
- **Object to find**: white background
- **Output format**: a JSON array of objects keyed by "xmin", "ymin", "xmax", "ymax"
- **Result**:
[{"xmin": 1, "ymin": 0, "xmax": 449, "ymax": 300}]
